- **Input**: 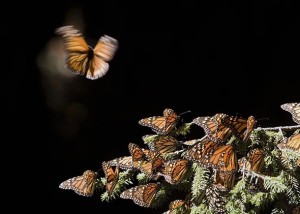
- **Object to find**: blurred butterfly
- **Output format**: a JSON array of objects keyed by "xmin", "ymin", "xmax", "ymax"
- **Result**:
[
  {"xmin": 147, "ymin": 136, "xmax": 180, "ymax": 155},
  {"xmin": 138, "ymin": 108, "xmax": 179, "ymax": 135},
  {"xmin": 102, "ymin": 161, "xmax": 120, "ymax": 196},
  {"xmin": 192, "ymin": 113, "xmax": 232, "ymax": 144},
  {"xmin": 214, "ymin": 170, "xmax": 236, "ymax": 191},
  {"xmin": 281, "ymin": 102, "xmax": 300, "ymax": 124},
  {"xmin": 59, "ymin": 170, "xmax": 97, "ymax": 197},
  {"xmin": 157, "ymin": 159, "xmax": 190, "ymax": 184},
  {"xmin": 120, "ymin": 183, "xmax": 160, "ymax": 207},
  {"xmin": 55, "ymin": 25, "xmax": 118, "ymax": 80},
  {"xmin": 277, "ymin": 133, "xmax": 300, "ymax": 152}
]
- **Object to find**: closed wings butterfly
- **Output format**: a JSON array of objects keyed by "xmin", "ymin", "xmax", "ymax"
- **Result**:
[
  {"xmin": 55, "ymin": 25, "xmax": 118, "ymax": 80},
  {"xmin": 158, "ymin": 159, "xmax": 190, "ymax": 184},
  {"xmin": 138, "ymin": 108, "xmax": 179, "ymax": 135},
  {"xmin": 120, "ymin": 183, "xmax": 160, "ymax": 207},
  {"xmin": 192, "ymin": 113, "xmax": 232, "ymax": 144},
  {"xmin": 102, "ymin": 161, "xmax": 120, "ymax": 196},
  {"xmin": 277, "ymin": 133, "xmax": 300, "ymax": 152},
  {"xmin": 222, "ymin": 115, "xmax": 256, "ymax": 141},
  {"xmin": 238, "ymin": 148, "xmax": 265, "ymax": 173},
  {"xmin": 281, "ymin": 103, "xmax": 300, "ymax": 124},
  {"xmin": 147, "ymin": 136, "xmax": 180, "ymax": 154},
  {"xmin": 59, "ymin": 170, "xmax": 97, "ymax": 197}
]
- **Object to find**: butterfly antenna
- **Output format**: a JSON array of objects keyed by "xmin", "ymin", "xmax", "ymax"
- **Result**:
[{"xmin": 179, "ymin": 110, "xmax": 191, "ymax": 117}]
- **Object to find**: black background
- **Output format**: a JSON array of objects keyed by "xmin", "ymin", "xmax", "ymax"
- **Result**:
[{"xmin": 3, "ymin": 0, "xmax": 299, "ymax": 213}]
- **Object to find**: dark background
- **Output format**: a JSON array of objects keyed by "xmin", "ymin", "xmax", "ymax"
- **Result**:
[{"xmin": 3, "ymin": 0, "xmax": 299, "ymax": 213}]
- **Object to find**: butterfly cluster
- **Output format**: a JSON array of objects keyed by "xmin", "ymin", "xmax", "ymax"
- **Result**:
[{"xmin": 56, "ymin": 45, "xmax": 300, "ymax": 213}]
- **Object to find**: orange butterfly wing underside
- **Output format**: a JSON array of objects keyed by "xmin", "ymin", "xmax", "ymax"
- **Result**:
[
  {"xmin": 148, "ymin": 136, "xmax": 179, "ymax": 154},
  {"xmin": 59, "ymin": 170, "xmax": 96, "ymax": 197},
  {"xmin": 120, "ymin": 183, "xmax": 160, "ymax": 207},
  {"xmin": 55, "ymin": 25, "xmax": 118, "ymax": 80},
  {"xmin": 102, "ymin": 161, "xmax": 120, "ymax": 196},
  {"xmin": 138, "ymin": 108, "xmax": 178, "ymax": 135},
  {"xmin": 159, "ymin": 159, "xmax": 189, "ymax": 184}
]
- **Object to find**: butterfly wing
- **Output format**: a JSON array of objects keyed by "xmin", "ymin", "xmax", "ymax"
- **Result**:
[
  {"xmin": 148, "ymin": 136, "xmax": 179, "ymax": 154},
  {"xmin": 87, "ymin": 35, "xmax": 119, "ymax": 80},
  {"xmin": 128, "ymin": 143, "xmax": 146, "ymax": 162},
  {"xmin": 55, "ymin": 25, "xmax": 90, "ymax": 76},
  {"xmin": 281, "ymin": 103, "xmax": 300, "ymax": 124},
  {"xmin": 120, "ymin": 183, "xmax": 160, "ymax": 207},
  {"xmin": 59, "ymin": 170, "xmax": 96, "ymax": 197},
  {"xmin": 102, "ymin": 161, "xmax": 120, "ymax": 196},
  {"xmin": 138, "ymin": 108, "xmax": 178, "ymax": 135}
]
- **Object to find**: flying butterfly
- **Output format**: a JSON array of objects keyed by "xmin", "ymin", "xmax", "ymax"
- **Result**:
[
  {"xmin": 120, "ymin": 183, "xmax": 161, "ymax": 207},
  {"xmin": 138, "ymin": 108, "xmax": 179, "ymax": 135},
  {"xmin": 281, "ymin": 102, "xmax": 300, "ymax": 124},
  {"xmin": 102, "ymin": 161, "xmax": 120, "ymax": 196},
  {"xmin": 59, "ymin": 170, "xmax": 97, "ymax": 197},
  {"xmin": 55, "ymin": 25, "xmax": 118, "ymax": 80}
]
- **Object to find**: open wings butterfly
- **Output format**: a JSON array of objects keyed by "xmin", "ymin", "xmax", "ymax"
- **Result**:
[{"xmin": 55, "ymin": 25, "xmax": 118, "ymax": 80}]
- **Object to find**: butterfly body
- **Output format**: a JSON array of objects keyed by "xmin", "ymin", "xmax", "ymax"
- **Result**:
[{"xmin": 55, "ymin": 25, "xmax": 118, "ymax": 80}]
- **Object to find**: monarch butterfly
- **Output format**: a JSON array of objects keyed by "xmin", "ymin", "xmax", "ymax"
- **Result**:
[
  {"xmin": 55, "ymin": 25, "xmax": 118, "ymax": 80},
  {"xmin": 128, "ymin": 143, "xmax": 147, "ymax": 162},
  {"xmin": 133, "ymin": 156, "xmax": 164, "ymax": 178},
  {"xmin": 208, "ymin": 144, "xmax": 237, "ymax": 173},
  {"xmin": 215, "ymin": 170, "xmax": 236, "ymax": 191},
  {"xmin": 138, "ymin": 108, "xmax": 179, "ymax": 135},
  {"xmin": 163, "ymin": 199, "xmax": 189, "ymax": 214},
  {"xmin": 59, "ymin": 170, "xmax": 97, "ymax": 197},
  {"xmin": 102, "ymin": 161, "xmax": 120, "ymax": 196},
  {"xmin": 281, "ymin": 102, "xmax": 300, "ymax": 124},
  {"xmin": 238, "ymin": 148, "xmax": 265, "ymax": 173},
  {"xmin": 192, "ymin": 113, "xmax": 233, "ymax": 144},
  {"xmin": 107, "ymin": 156, "xmax": 134, "ymax": 170},
  {"xmin": 157, "ymin": 159, "xmax": 190, "ymax": 184},
  {"xmin": 221, "ymin": 115, "xmax": 256, "ymax": 142},
  {"xmin": 147, "ymin": 136, "xmax": 180, "ymax": 154},
  {"xmin": 183, "ymin": 138, "xmax": 219, "ymax": 163},
  {"xmin": 277, "ymin": 133, "xmax": 300, "ymax": 152},
  {"xmin": 120, "ymin": 183, "xmax": 160, "ymax": 207}
]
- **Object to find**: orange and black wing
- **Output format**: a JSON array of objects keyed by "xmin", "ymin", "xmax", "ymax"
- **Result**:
[
  {"xmin": 59, "ymin": 170, "xmax": 97, "ymax": 197},
  {"xmin": 138, "ymin": 108, "xmax": 178, "ymax": 135},
  {"xmin": 120, "ymin": 183, "xmax": 160, "ymax": 207},
  {"xmin": 102, "ymin": 161, "xmax": 120, "ymax": 196}
]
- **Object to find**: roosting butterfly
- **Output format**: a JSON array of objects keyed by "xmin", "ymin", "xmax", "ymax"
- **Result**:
[
  {"xmin": 281, "ymin": 102, "xmax": 300, "ymax": 124},
  {"xmin": 55, "ymin": 25, "xmax": 118, "ymax": 80},
  {"xmin": 138, "ymin": 108, "xmax": 179, "ymax": 135},
  {"xmin": 120, "ymin": 183, "xmax": 161, "ymax": 207},
  {"xmin": 102, "ymin": 161, "xmax": 120, "ymax": 196},
  {"xmin": 59, "ymin": 170, "xmax": 97, "ymax": 197}
]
